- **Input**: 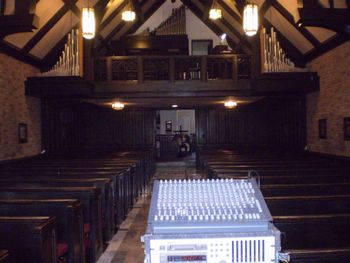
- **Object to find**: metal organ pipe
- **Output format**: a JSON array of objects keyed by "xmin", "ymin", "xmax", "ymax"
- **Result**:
[
  {"xmin": 41, "ymin": 29, "xmax": 83, "ymax": 77},
  {"xmin": 154, "ymin": 5, "xmax": 186, "ymax": 35},
  {"xmin": 260, "ymin": 26, "xmax": 304, "ymax": 73}
]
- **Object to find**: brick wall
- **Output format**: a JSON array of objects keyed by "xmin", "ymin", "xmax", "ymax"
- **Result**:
[
  {"xmin": 306, "ymin": 42, "xmax": 350, "ymax": 157},
  {"xmin": 0, "ymin": 53, "xmax": 41, "ymax": 161}
]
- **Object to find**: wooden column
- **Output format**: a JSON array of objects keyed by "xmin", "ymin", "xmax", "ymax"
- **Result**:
[
  {"xmin": 137, "ymin": 57, "xmax": 143, "ymax": 83},
  {"xmin": 169, "ymin": 57, "xmax": 175, "ymax": 83},
  {"xmin": 201, "ymin": 57, "xmax": 207, "ymax": 82},
  {"xmin": 232, "ymin": 55, "xmax": 238, "ymax": 84},
  {"xmin": 106, "ymin": 57, "xmax": 112, "ymax": 82}
]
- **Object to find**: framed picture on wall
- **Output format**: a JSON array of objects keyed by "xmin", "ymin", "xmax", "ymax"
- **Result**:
[
  {"xmin": 318, "ymin": 119, "xmax": 327, "ymax": 139},
  {"xmin": 344, "ymin": 117, "xmax": 350, "ymax": 140},
  {"xmin": 18, "ymin": 123, "xmax": 28, "ymax": 143}
]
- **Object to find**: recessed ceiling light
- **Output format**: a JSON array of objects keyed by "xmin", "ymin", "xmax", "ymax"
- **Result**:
[
  {"xmin": 172, "ymin": 104, "xmax": 178, "ymax": 108},
  {"xmin": 112, "ymin": 102, "xmax": 125, "ymax": 110},
  {"xmin": 224, "ymin": 100, "xmax": 237, "ymax": 109}
]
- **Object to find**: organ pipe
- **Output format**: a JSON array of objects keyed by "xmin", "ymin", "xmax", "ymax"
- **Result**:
[
  {"xmin": 153, "ymin": 5, "xmax": 186, "ymax": 35},
  {"xmin": 41, "ymin": 29, "xmax": 83, "ymax": 77},
  {"xmin": 260, "ymin": 26, "xmax": 305, "ymax": 73}
]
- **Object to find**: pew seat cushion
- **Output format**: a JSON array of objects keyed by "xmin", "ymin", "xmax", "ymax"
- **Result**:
[
  {"xmin": 84, "ymin": 223, "xmax": 90, "ymax": 248},
  {"xmin": 57, "ymin": 243, "xmax": 68, "ymax": 257}
]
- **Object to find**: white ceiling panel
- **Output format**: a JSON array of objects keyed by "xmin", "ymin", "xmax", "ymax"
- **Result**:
[
  {"xmin": 265, "ymin": 7, "xmax": 314, "ymax": 54},
  {"xmin": 222, "ymin": 0, "xmax": 241, "ymax": 19},
  {"xmin": 30, "ymin": 11, "xmax": 79, "ymax": 59},
  {"xmin": 100, "ymin": 9, "xmax": 123, "ymax": 38}
]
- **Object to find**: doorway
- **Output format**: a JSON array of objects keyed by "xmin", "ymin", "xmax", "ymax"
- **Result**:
[{"xmin": 155, "ymin": 109, "xmax": 196, "ymax": 160}]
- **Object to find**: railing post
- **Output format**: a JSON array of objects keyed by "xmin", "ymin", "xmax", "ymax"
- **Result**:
[
  {"xmin": 169, "ymin": 57, "xmax": 175, "ymax": 83},
  {"xmin": 201, "ymin": 57, "xmax": 207, "ymax": 82},
  {"xmin": 232, "ymin": 55, "xmax": 238, "ymax": 84},
  {"xmin": 106, "ymin": 57, "xmax": 112, "ymax": 82},
  {"xmin": 137, "ymin": 57, "xmax": 143, "ymax": 83}
]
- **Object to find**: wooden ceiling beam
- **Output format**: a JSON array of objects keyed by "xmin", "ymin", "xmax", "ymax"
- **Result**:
[
  {"xmin": 263, "ymin": 18, "xmax": 305, "ymax": 66},
  {"xmin": 94, "ymin": 0, "xmax": 110, "ymax": 27},
  {"xmin": 22, "ymin": 1, "xmax": 75, "ymax": 54},
  {"xmin": 216, "ymin": 0, "xmax": 241, "ymax": 23},
  {"xmin": 97, "ymin": 20, "xmax": 126, "ymax": 52},
  {"xmin": 0, "ymin": 41, "xmax": 41, "ymax": 68},
  {"xmin": 130, "ymin": 0, "xmax": 144, "ymax": 22},
  {"xmin": 303, "ymin": 34, "xmax": 347, "ymax": 62},
  {"xmin": 271, "ymin": 0, "xmax": 322, "ymax": 48},
  {"xmin": 297, "ymin": 7, "xmax": 350, "ymax": 36},
  {"xmin": 202, "ymin": 0, "xmax": 213, "ymax": 21},
  {"xmin": 99, "ymin": 1, "xmax": 128, "ymax": 31}
]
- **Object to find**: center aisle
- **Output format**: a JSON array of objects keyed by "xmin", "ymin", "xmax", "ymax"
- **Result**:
[{"xmin": 97, "ymin": 157, "xmax": 207, "ymax": 263}]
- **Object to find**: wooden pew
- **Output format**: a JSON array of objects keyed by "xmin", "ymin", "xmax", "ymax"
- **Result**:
[
  {"xmin": 0, "ymin": 199, "xmax": 84, "ymax": 263},
  {"xmin": 0, "ymin": 250, "xmax": 9, "ymax": 263},
  {"xmin": 0, "ymin": 169, "xmax": 130, "ymax": 227},
  {"xmin": 266, "ymin": 195, "xmax": 350, "ymax": 215},
  {"xmin": 0, "ymin": 216, "xmax": 57, "ymax": 263},
  {"xmin": 261, "ymin": 183, "xmax": 350, "ymax": 196},
  {"xmin": 0, "ymin": 177, "xmax": 115, "ymax": 240},
  {"xmin": 287, "ymin": 248, "xmax": 350, "ymax": 263},
  {"xmin": 0, "ymin": 165, "xmax": 135, "ymax": 214},
  {"xmin": 0, "ymin": 187, "xmax": 102, "ymax": 263},
  {"xmin": 274, "ymin": 214, "xmax": 350, "ymax": 261}
]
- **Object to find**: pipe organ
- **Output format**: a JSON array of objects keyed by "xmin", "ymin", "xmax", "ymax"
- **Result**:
[
  {"xmin": 260, "ymin": 27, "xmax": 304, "ymax": 73},
  {"xmin": 153, "ymin": 5, "xmax": 186, "ymax": 35},
  {"xmin": 41, "ymin": 29, "xmax": 83, "ymax": 77}
]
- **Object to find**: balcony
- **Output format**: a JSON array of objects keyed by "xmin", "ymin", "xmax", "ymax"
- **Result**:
[
  {"xmin": 25, "ymin": 54, "xmax": 319, "ymax": 99},
  {"xmin": 93, "ymin": 55, "xmax": 252, "ymax": 97}
]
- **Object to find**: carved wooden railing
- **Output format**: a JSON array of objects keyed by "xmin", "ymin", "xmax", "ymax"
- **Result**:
[{"xmin": 93, "ymin": 54, "xmax": 251, "ymax": 83}]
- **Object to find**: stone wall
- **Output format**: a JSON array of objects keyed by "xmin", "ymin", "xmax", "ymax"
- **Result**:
[
  {"xmin": 0, "ymin": 53, "xmax": 41, "ymax": 161},
  {"xmin": 306, "ymin": 42, "xmax": 350, "ymax": 157}
]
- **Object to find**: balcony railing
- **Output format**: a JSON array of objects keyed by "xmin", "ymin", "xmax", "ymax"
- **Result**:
[{"xmin": 93, "ymin": 55, "xmax": 251, "ymax": 83}]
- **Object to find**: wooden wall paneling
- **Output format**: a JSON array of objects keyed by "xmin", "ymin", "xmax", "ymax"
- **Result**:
[
  {"xmin": 195, "ymin": 97, "xmax": 306, "ymax": 150},
  {"xmin": 196, "ymin": 110, "xmax": 208, "ymax": 145}
]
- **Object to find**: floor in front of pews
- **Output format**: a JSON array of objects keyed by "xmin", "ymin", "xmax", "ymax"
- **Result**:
[{"xmin": 97, "ymin": 158, "xmax": 207, "ymax": 263}]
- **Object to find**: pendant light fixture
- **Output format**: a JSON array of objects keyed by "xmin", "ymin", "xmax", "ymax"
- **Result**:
[
  {"xmin": 243, "ymin": 2, "xmax": 258, "ymax": 37},
  {"xmin": 82, "ymin": 0, "xmax": 95, "ymax": 39},
  {"xmin": 209, "ymin": 1, "xmax": 222, "ymax": 20},
  {"xmin": 122, "ymin": 2, "xmax": 136, "ymax": 22}
]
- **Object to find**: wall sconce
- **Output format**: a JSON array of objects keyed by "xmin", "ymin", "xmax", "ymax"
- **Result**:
[
  {"xmin": 112, "ymin": 102, "xmax": 125, "ymax": 110},
  {"xmin": 82, "ymin": 7, "xmax": 96, "ymax": 39},
  {"xmin": 243, "ymin": 2, "xmax": 259, "ymax": 36}
]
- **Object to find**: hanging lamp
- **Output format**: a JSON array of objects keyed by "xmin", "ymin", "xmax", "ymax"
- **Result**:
[
  {"xmin": 82, "ymin": 1, "xmax": 95, "ymax": 39},
  {"xmin": 243, "ymin": 2, "xmax": 258, "ymax": 36},
  {"xmin": 209, "ymin": 1, "xmax": 222, "ymax": 20},
  {"xmin": 122, "ymin": 2, "xmax": 136, "ymax": 22}
]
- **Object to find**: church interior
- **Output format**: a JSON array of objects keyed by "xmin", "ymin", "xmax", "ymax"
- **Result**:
[{"xmin": 0, "ymin": 0, "xmax": 350, "ymax": 262}]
